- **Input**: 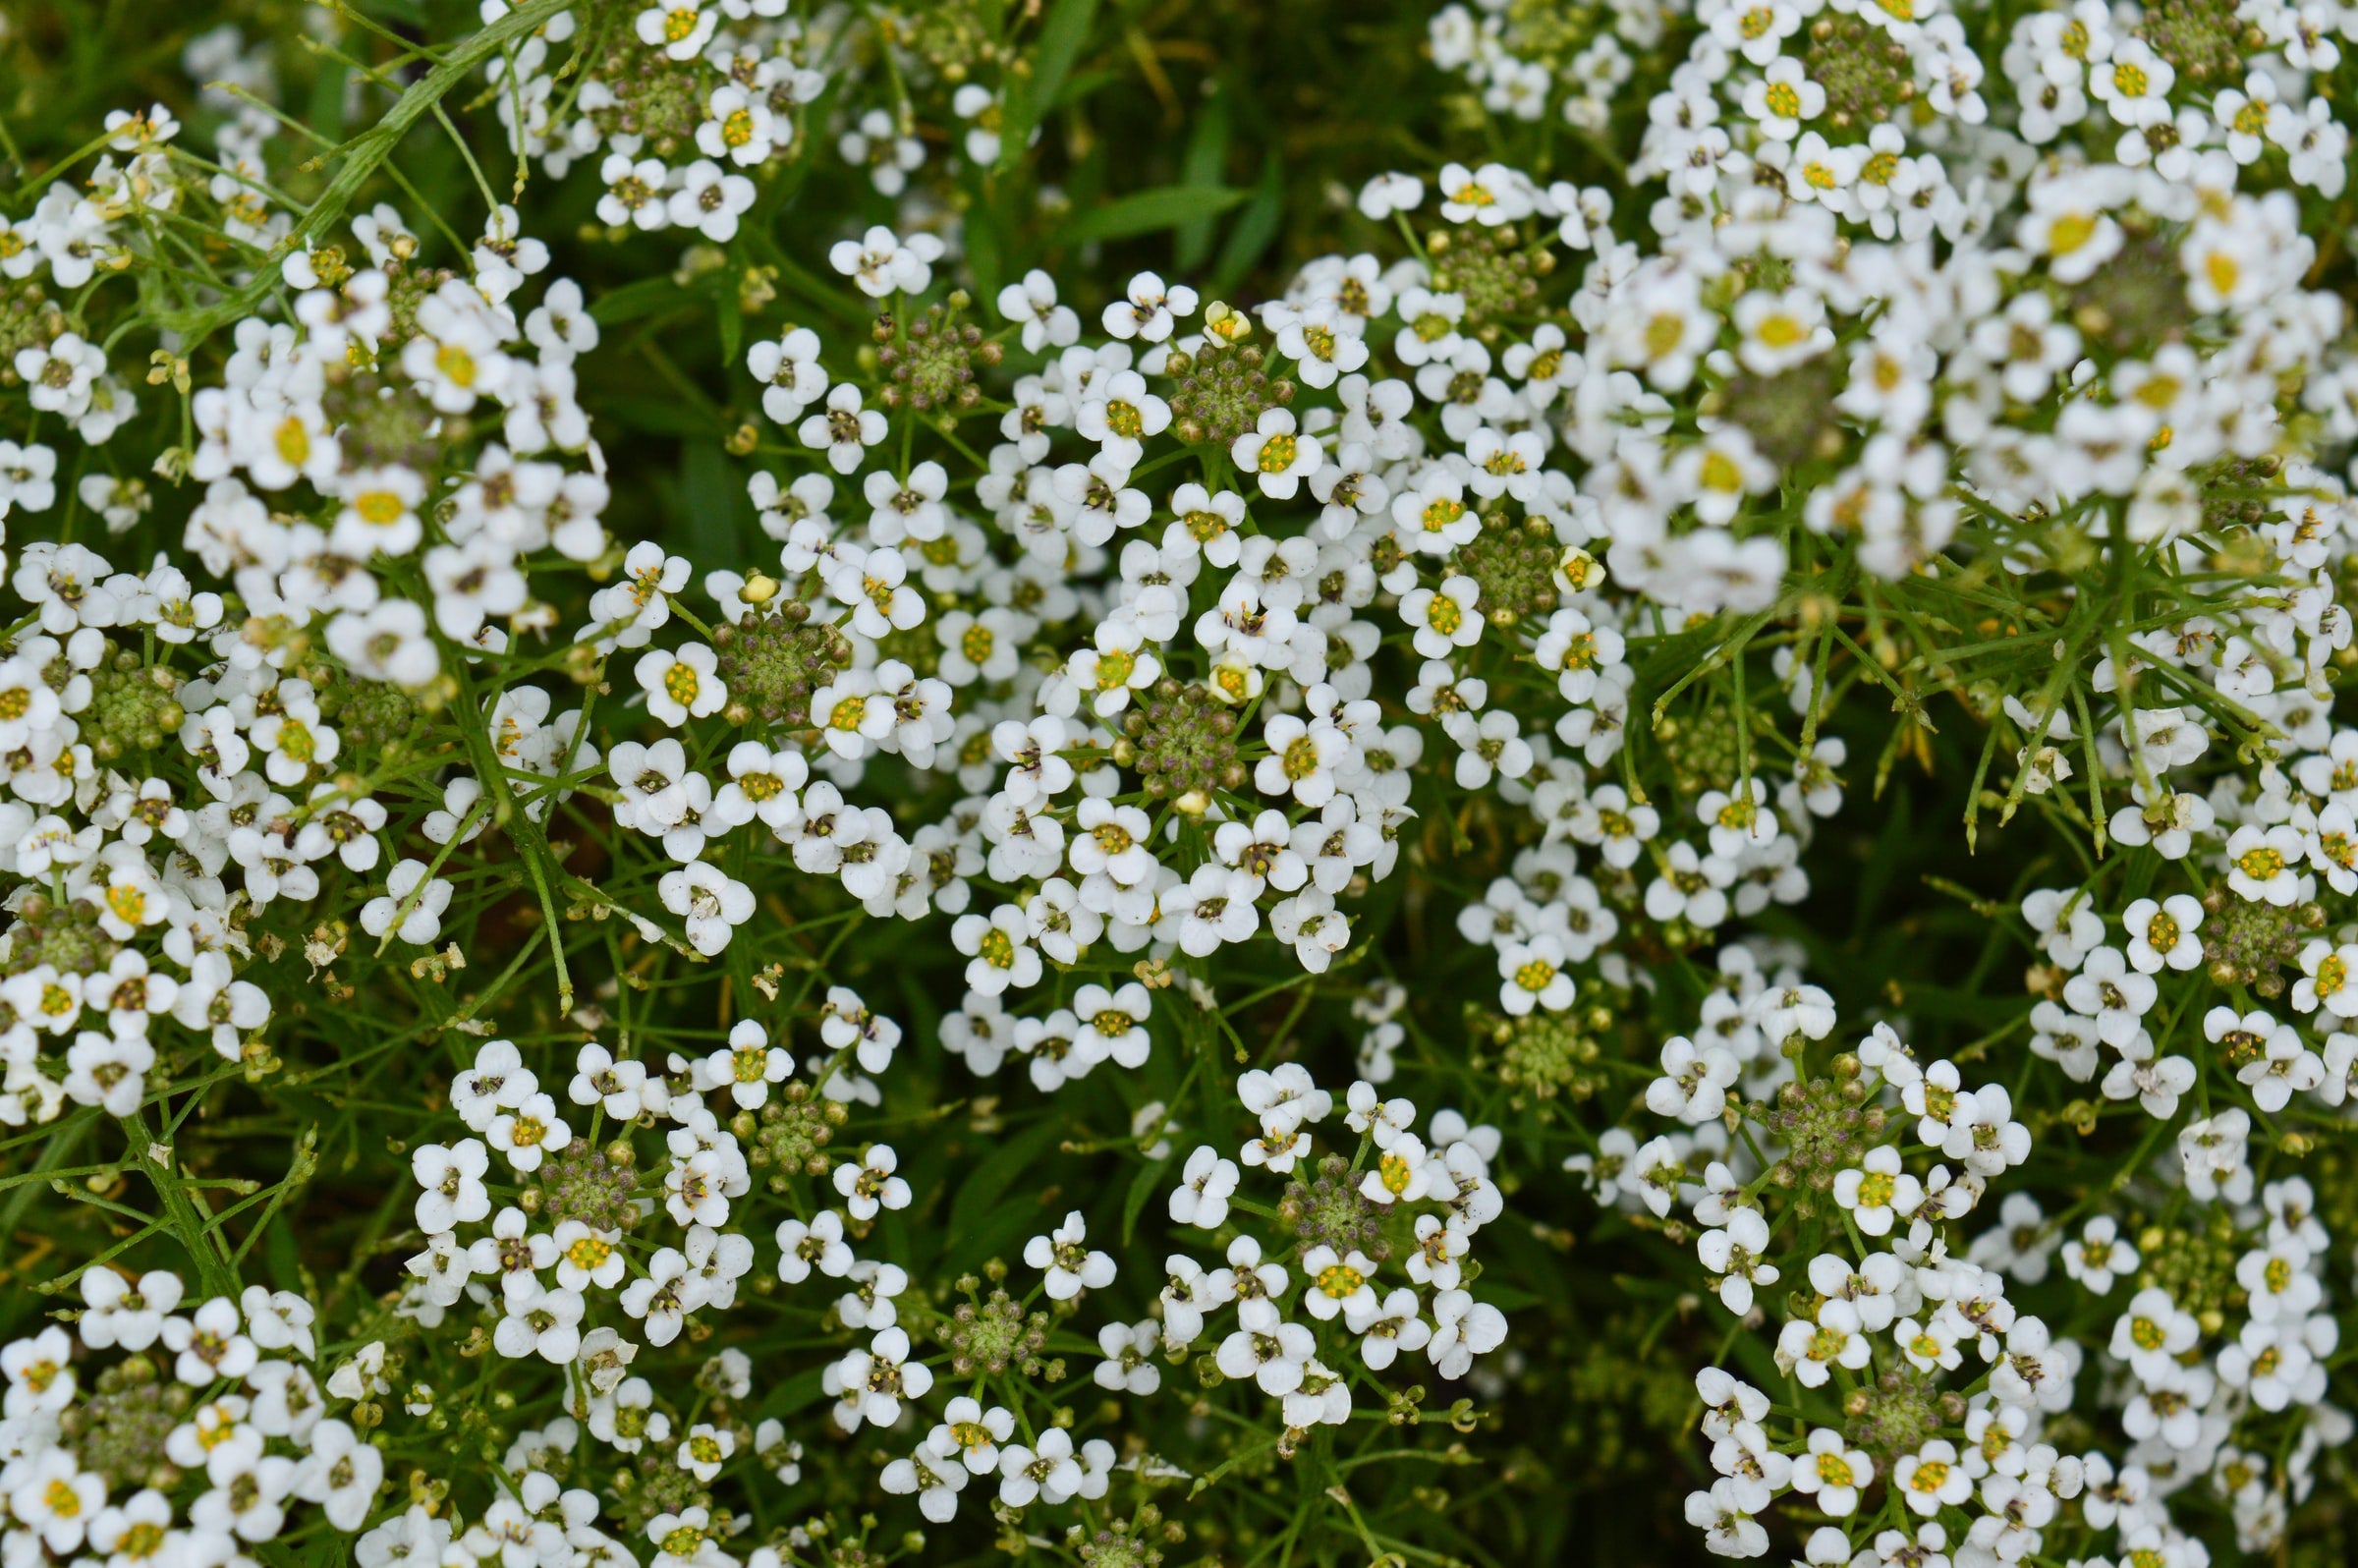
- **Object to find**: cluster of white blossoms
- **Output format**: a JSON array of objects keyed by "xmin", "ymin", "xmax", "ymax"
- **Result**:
[
  {"xmin": 398, "ymin": 1032, "xmax": 765, "ymax": 1353},
  {"xmin": 2015, "ymin": 715, "xmax": 2358, "ymax": 1128},
  {"xmin": 11, "ymin": 0, "xmax": 2358, "ymax": 1553},
  {"xmin": 485, "ymin": 0, "xmax": 1035, "ymax": 223},
  {"xmin": 1430, "ymin": 0, "xmax": 1676, "ymax": 132},
  {"xmin": 488, "ymin": 0, "xmax": 825, "ymax": 243},
  {"xmin": 2, "ymin": 1275, "xmax": 384, "ymax": 1565},
  {"xmin": 1625, "ymin": 973, "xmax": 2351, "ymax": 1564},
  {"xmin": 1156, "ymin": 1070, "xmax": 1509, "ymax": 1413},
  {"xmin": 0, "ymin": 542, "xmax": 295, "ymax": 1129}
]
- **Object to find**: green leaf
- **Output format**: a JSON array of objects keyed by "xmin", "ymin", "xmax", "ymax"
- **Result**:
[
  {"xmin": 1060, "ymin": 185, "xmax": 1247, "ymax": 246},
  {"xmin": 595, "ymin": 397, "xmax": 712, "ymax": 436},
  {"xmin": 1031, "ymin": 0, "xmax": 1099, "ymax": 116},
  {"xmin": 717, "ymin": 290, "xmax": 744, "ymax": 369},
  {"xmin": 757, "ymin": 1365, "xmax": 831, "ymax": 1421},
  {"xmin": 1472, "ymin": 1284, "xmax": 1541, "ymax": 1314},
  {"xmin": 309, "ymin": 61, "xmax": 350, "ymax": 146},
  {"xmin": 941, "ymin": 1114, "xmax": 1067, "ymax": 1269},
  {"xmin": 681, "ymin": 441, "xmax": 750, "ymax": 564},
  {"xmin": 590, "ymin": 275, "xmax": 686, "ymax": 326},
  {"xmin": 1210, "ymin": 153, "xmax": 1284, "ymax": 296},
  {"xmin": 965, "ymin": 198, "xmax": 1007, "ymax": 310},
  {"xmin": 1120, "ymin": 1153, "xmax": 1171, "ymax": 1246},
  {"xmin": 1175, "ymin": 87, "xmax": 1232, "ymax": 271},
  {"xmin": 996, "ymin": 0, "xmax": 1099, "ymax": 171}
]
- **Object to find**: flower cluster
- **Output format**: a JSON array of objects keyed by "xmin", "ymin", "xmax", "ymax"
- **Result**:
[
  {"xmin": 3, "ymin": 1274, "xmax": 380, "ymax": 1563},
  {"xmin": 10, "ymin": 0, "xmax": 2358, "ymax": 1561}
]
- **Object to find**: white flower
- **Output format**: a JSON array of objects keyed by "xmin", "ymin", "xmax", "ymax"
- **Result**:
[
  {"xmin": 160, "ymin": 1295, "xmax": 257, "ymax": 1386},
  {"xmin": 1025, "ymin": 1209, "xmax": 1115, "ymax": 1299},
  {"xmin": 637, "ymin": 0, "xmax": 717, "ymax": 58},
  {"xmin": 659, "ymin": 862, "xmax": 755, "ymax": 954},
  {"xmin": 775, "ymin": 1210, "xmax": 854, "ymax": 1282},
  {"xmin": 828, "ymin": 1325, "xmax": 932, "ymax": 1430},
  {"xmin": 637, "ymin": 644, "xmax": 725, "ymax": 726},
  {"xmin": 1696, "ymin": 1208, "xmax": 1778, "ymax": 1315},
  {"xmin": 1497, "ymin": 934, "xmax": 1576, "ymax": 1015},
  {"xmin": 2110, "ymin": 1286, "xmax": 2200, "ymax": 1383},
  {"xmin": 2059, "ymin": 1214, "xmax": 2139, "ymax": 1296},
  {"xmin": 1103, "ymin": 271, "xmax": 1199, "ymax": 342},
  {"xmin": 411, "ymin": 1139, "xmax": 489, "ymax": 1235},
  {"xmin": 698, "ymin": 84, "xmax": 776, "ymax": 165},
  {"xmin": 1093, "ymin": 1318, "xmax": 1162, "ymax": 1394},
  {"xmin": 707, "ymin": 1019, "xmax": 793, "ymax": 1109},
  {"xmin": 997, "ymin": 1428, "xmax": 1092, "ymax": 1506},
  {"xmin": 11, "ymin": 1451, "xmax": 105, "ymax": 1552},
  {"xmin": 2122, "ymin": 893, "xmax": 2204, "ymax": 973},
  {"xmin": 1683, "ymin": 1477, "xmax": 1769, "ymax": 1557},
  {"xmin": 1428, "ymin": 1287, "xmax": 1507, "ymax": 1377},
  {"xmin": 1401, "ymin": 575, "xmax": 1483, "ymax": 659},
  {"xmin": 1216, "ymin": 1318, "xmax": 1316, "ymax": 1395},
  {"xmin": 80, "ymin": 1268, "xmax": 184, "ymax": 1352},
  {"xmin": 881, "ymin": 1442, "xmax": 967, "ymax": 1524},
  {"xmin": 1789, "ymin": 1428, "xmax": 1872, "ymax": 1517},
  {"xmin": 486, "ymin": 1090, "xmax": 568, "ymax": 1173},
  {"xmin": 494, "ymin": 1277, "xmax": 585, "ymax": 1363},
  {"xmin": 996, "ymin": 269, "xmax": 1081, "ymax": 353},
  {"xmin": 667, "ymin": 160, "xmax": 756, "ymax": 241},
  {"xmin": 799, "ymin": 383, "xmax": 889, "ymax": 474},
  {"xmin": 1892, "ymin": 1439, "xmax": 1973, "ymax": 1516},
  {"xmin": 2225, "ymin": 823, "xmax": 2308, "ymax": 906},
  {"xmin": 828, "ymin": 225, "xmax": 945, "ymax": 298},
  {"xmin": 2102, "ymin": 1049, "xmax": 2198, "ymax": 1118},
  {"xmin": 1646, "ymin": 1036, "xmax": 1738, "ymax": 1124},
  {"xmin": 1269, "ymin": 889, "xmax": 1352, "ymax": 973},
  {"xmin": 1230, "ymin": 409, "xmax": 1321, "ymax": 499},
  {"xmin": 1775, "ymin": 1298, "xmax": 1869, "ymax": 1387},
  {"xmin": 1357, "ymin": 172, "xmax": 1423, "ymax": 219},
  {"xmin": 952, "ymin": 904, "xmax": 1042, "ymax": 995},
  {"xmin": 833, "ymin": 1146, "xmax": 912, "ymax": 1220}
]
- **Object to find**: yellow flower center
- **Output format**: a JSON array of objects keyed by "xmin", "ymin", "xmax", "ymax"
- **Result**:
[
  {"xmin": 2047, "ymin": 212, "xmax": 2098, "ymax": 255},
  {"xmin": 274, "ymin": 417, "xmax": 311, "ymax": 467},
  {"xmin": 2237, "ymin": 846, "xmax": 2284, "ymax": 881},
  {"xmin": 435, "ymin": 343, "xmax": 478, "ymax": 388}
]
